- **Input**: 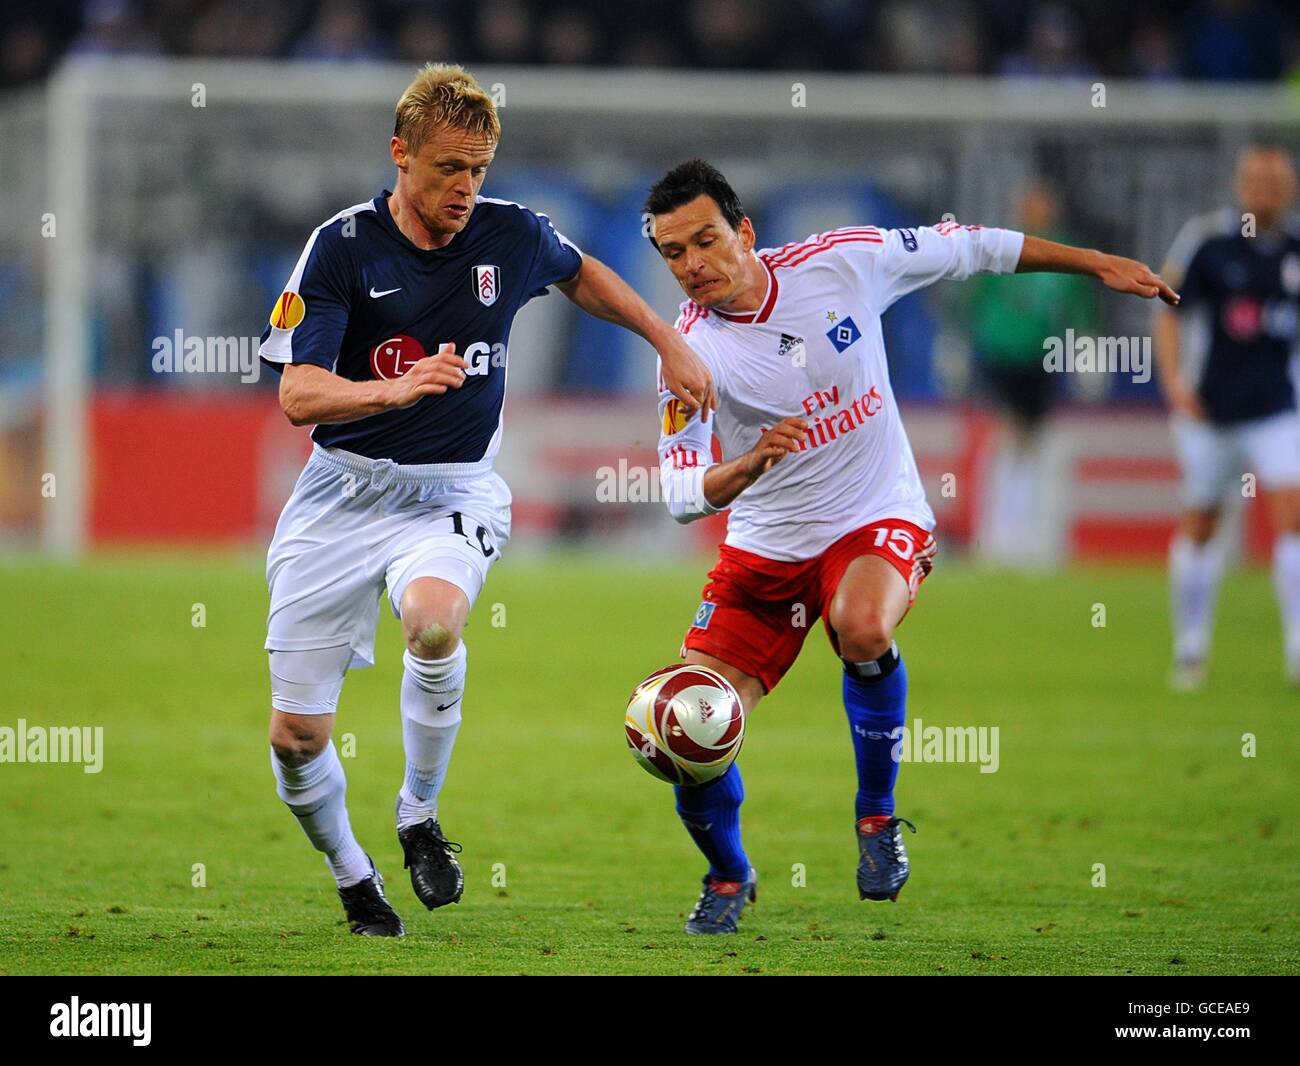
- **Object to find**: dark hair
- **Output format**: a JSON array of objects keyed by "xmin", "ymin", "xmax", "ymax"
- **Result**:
[
  {"xmin": 643, "ymin": 159, "xmax": 746, "ymax": 246},
  {"xmin": 1240, "ymin": 138, "xmax": 1293, "ymax": 159}
]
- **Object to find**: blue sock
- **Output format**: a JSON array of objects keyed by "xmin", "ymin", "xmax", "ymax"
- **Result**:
[
  {"xmin": 673, "ymin": 763, "xmax": 749, "ymax": 881},
  {"xmin": 842, "ymin": 642, "xmax": 907, "ymax": 820}
]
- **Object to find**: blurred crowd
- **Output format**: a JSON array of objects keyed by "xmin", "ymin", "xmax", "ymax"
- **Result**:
[{"xmin": 1, "ymin": 0, "xmax": 1295, "ymax": 89}]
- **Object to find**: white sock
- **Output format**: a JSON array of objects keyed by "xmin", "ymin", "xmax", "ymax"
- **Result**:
[
  {"xmin": 271, "ymin": 743, "xmax": 371, "ymax": 888},
  {"xmin": 1272, "ymin": 533, "xmax": 1300, "ymax": 658},
  {"xmin": 397, "ymin": 644, "xmax": 465, "ymax": 830},
  {"xmin": 1169, "ymin": 534, "xmax": 1224, "ymax": 662}
]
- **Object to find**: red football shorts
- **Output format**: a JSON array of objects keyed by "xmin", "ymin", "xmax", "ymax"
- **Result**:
[{"xmin": 681, "ymin": 518, "xmax": 936, "ymax": 693}]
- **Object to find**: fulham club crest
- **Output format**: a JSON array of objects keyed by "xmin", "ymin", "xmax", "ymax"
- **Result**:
[{"xmin": 473, "ymin": 264, "xmax": 500, "ymax": 307}]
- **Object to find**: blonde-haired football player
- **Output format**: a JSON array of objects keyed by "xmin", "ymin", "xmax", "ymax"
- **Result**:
[{"xmin": 261, "ymin": 66, "xmax": 714, "ymax": 936}]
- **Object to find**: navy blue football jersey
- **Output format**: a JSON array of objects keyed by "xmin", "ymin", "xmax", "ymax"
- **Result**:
[
  {"xmin": 259, "ymin": 191, "xmax": 582, "ymax": 464},
  {"xmin": 1163, "ymin": 207, "xmax": 1300, "ymax": 425}
]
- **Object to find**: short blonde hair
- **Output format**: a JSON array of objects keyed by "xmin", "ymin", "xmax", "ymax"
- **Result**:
[{"xmin": 394, "ymin": 63, "xmax": 500, "ymax": 154}]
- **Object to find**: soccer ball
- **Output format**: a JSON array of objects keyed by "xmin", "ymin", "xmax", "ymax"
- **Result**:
[{"xmin": 624, "ymin": 664, "xmax": 746, "ymax": 785}]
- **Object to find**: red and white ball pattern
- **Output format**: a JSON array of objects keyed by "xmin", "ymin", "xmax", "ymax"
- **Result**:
[{"xmin": 624, "ymin": 664, "xmax": 745, "ymax": 784}]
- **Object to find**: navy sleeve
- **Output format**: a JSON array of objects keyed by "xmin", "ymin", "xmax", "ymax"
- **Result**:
[
  {"xmin": 259, "ymin": 227, "xmax": 353, "ymax": 373},
  {"xmin": 525, "ymin": 211, "xmax": 583, "ymax": 298},
  {"xmin": 1177, "ymin": 245, "xmax": 1209, "ymax": 307}
]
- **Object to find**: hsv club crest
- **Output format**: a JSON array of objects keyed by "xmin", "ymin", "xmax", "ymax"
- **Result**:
[{"xmin": 473, "ymin": 264, "xmax": 500, "ymax": 307}]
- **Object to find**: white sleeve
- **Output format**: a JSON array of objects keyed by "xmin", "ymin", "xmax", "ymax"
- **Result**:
[
  {"xmin": 1161, "ymin": 210, "xmax": 1225, "ymax": 289},
  {"xmin": 656, "ymin": 359, "xmax": 722, "ymax": 524},
  {"xmin": 868, "ymin": 222, "xmax": 1025, "ymax": 311}
]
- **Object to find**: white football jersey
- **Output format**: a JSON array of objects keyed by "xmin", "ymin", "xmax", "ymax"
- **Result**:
[{"xmin": 657, "ymin": 222, "xmax": 1025, "ymax": 562}]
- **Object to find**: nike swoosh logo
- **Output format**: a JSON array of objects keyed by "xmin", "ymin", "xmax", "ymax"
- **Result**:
[
  {"xmin": 436, "ymin": 699, "xmax": 461, "ymax": 712},
  {"xmin": 369, "ymin": 286, "xmax": 402, "ymax": 298}
]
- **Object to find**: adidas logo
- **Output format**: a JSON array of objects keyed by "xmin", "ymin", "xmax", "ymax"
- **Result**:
[{"xmin": 777, "ymin": 333, "xmax": 805, "ymax": 360}]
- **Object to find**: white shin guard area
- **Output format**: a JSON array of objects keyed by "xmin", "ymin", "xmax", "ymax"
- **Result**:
[{"xmin": 397, "ymin": 643, "xmax": 467, "ymax": 829}]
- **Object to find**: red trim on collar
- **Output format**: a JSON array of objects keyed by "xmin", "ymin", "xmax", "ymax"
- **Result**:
[{"xmin": 714, "ymin": 258, "xmax": 779, "ymax": 324}]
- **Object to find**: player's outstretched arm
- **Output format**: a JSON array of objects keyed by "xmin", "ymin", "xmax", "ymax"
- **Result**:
[
  {"xmin": 278, "ymin": 344, "xmax": 468, "ymax": 426},
  {"xmin": 556, "ymin": 254, "xmax": 717, "ymax": 421},
  {"xmin": 1016, "ymin": 235, "xmax": 1180, "ymax": 305},
  {"xmin": 701, "ymin": 416, "xmax": 808, "ymax": 511}
]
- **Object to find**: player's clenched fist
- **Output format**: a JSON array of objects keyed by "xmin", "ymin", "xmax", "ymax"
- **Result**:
[
  {"xmin": 744, "ymin": 416, "xmax": 808, "ymax": 478},
  {"xmin": 386, "ymin": 343, "xmax": 469, "ymax": 408}
]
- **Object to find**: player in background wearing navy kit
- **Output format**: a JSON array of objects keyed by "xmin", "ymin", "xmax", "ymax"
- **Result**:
[
  {"xmin": 259, "ymin": 65, "xmax": 714, "ymax": 937},
  {"xmin": 1155, "ymin": 143, "xmax": 1300, "ymax": 689}
]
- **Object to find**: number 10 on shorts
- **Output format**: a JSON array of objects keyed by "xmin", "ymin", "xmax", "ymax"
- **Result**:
[{"xmin": 447, "ymin": 511, "xmax": 495, "ymax": 558}]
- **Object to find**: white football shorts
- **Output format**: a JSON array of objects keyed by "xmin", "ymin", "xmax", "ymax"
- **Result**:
[
  {"xmin": 265, "ymin": 443, "xmax": 511, "ymax": 672},
  {"xmin": 1171, "ymin": 409, "xmax": 1300, "ymax": 510}
]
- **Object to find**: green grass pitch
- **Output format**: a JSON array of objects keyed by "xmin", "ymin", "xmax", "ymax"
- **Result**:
[{"xmin": 0, "ymin": 552, "xmax": 1295, "ymax": 975}]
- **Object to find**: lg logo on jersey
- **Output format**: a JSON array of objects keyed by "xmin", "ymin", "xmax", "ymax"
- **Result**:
[
  {"xmin": 370, "ymin": 335, "xmax": 506, "ymax": 380},
  {"xmin": 463, "ymin": 341, "xmax": 508, "ymax": 375}
]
